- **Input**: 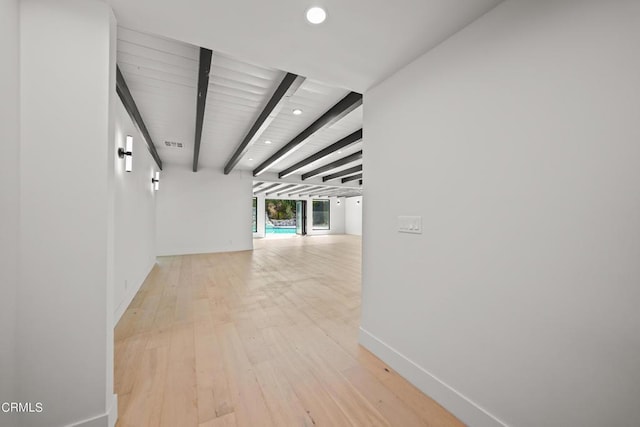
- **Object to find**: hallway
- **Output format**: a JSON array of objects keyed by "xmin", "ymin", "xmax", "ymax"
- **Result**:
[{"xmin": 114, "ymin": 235, "xmax": 461, "ymax": 426}]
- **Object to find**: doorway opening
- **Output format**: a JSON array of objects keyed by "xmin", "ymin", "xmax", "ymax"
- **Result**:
[{"xmin": 265, "ymin": 199, "xmax": 306, "ymax": 236}]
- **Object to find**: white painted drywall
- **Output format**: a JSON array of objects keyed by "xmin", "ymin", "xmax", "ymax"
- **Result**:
[
  {"xmin": 361, "ymin": 1, "xmax": 640, "ymax": 426},
  {"xmin": 113, "ymin": 99, "xmax": 158, "ymax": 325},
  {"xmin": 0, "ymin": 0, "xmax": 19, "ymax": 410},
  {"xmin": 156, "ymin": 168, "xmax": 254, "ymax": 256},
  {"xmin": 345, "ymin": 196, "xmax": 363, "ymax": 236},
  {"xmin": 18, "ymin": 1, "xmax": 117, "ymax": 426}
]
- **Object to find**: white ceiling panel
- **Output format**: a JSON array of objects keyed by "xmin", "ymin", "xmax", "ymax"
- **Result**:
[
  {"xmin": 106, "ymin": 0, "xmax": 503, "ymax": 92},
  {"xmin": 316, "ymin": 161, "xmax": 363, "ymax": 183},
  {"xmin": 269, "ymin": 105, "xmax": 364, "ymax": 176},
  {"xmin": 198, "ymin": 52, "xmax": 283, "ymax": 169},
  {"xmin": 117, "ymin": 26, "xmax": 198, "ymax": 167},
  {"xmin": 294, "ymin": 140, "xmax": 364, "ymax": 176},
  {"xmin": 236, "ymin": 79, "xmax": 351, "ymax": 171},
  {"xmin": 253, "ymin": 181, "xmax": 362, "ymax": 198},
  {"xmin": 116, "ymin": 28, "xmax": 365, "ymax": 177}
]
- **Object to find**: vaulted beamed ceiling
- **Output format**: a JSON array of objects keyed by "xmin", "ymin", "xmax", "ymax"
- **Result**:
[
  {"xmin": 117, "ymin": 27, "xmax": 365, "ymax": 187},
  {"xmin": 252, "ymin": 181, "xmax": 362, "ymax": 199}
]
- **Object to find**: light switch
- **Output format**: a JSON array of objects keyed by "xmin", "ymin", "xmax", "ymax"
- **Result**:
[{"xmin": 398, "ymin": 216, "xmax": 422, "ymax": 234}]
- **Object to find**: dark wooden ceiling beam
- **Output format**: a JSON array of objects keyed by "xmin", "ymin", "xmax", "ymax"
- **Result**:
[
  {"xmin": 224, "ymin": 73, "xmax": 306, "ymax": 174},
  {"xmin": 253, "ymin": 181, "xmax": 265, "ymax": 189},
  {"xmin": 301, "ymin": 151, "xmax": 362, "ymax": 180},
  {"xmin": 116, "ymin": 66, "xmax": 163, "ymax": 170},
  {"xmin": 266, "ymin": 183, "xmax": 297, "ymax": 195},
  {"xmin": 306, "ymin": 186, "xmax": 340, "ymax": 196},
  {"xmin": 279, "ymin": 184, "xmax": 308, "ymax": 196},
  {"xmin": 287, "ymin": 185, "xmax": 322, "ymax": 196},
  {"xmin": 253, "ymin": 91, "xmax": 363, "ymax": 176},
  {"xmin": 278, "ymin": 129, "xmax": 362, "ymax": 178},
  {"xmin": 307, "ymin": 191, "xmax": 330, "ymax": 198},
  {"xmin": 193, "ymin": 48, "xmax": 213, "ymax": 172},
  {"xmin": 254, "ymin": 183, "xmax": 281, "ymax": 194},
  {"xmin": 287, "ymin": 189, "xmax": 309, "ymax": 197},
  {"xmin": 296, "ymin": 186, "xmax": 326, "ymax": 196},
  {"xmin": 322, "ymin": 165, "xmax": 363, "ymax": 182},
  {"xmin": 313, "ymin": 191, "xmax": 340, "ymax": 197},
  {"xmin": 341, "ymin": 173, "xmax": 362, "ymax": 184},
  {"xmin": 324, "ymin": 187, "xmax": 356, "ymax": 196}
]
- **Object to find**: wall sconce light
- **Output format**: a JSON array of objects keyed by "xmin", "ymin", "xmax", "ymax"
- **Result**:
[
  {"xmin": 151, "ymin": 171, "xmax": 160, "ymax": 191},
  {"xmin": 337, "ymin": 199, "xmax": 341, "ymax": 205},
  {"xmin": 356, "ymin": 199, "xmax": 361, "ymax": 204},
  {"xmin": 118, "ymin": 135, "xmax": 133, "ymax": 172}
]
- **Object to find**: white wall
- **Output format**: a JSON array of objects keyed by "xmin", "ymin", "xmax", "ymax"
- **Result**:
[
  {"xmin": 113, "ymin": 99, "xmax": 158, "ymax": 324},
  {"xmin": 0, "ymin": 0, "xmax": 19, "ymax": 410},
  {"xmin": 345, "ymin": 196, "xmax": 363, "ymax": 236},
  {"xmin": 156, "ymin": 168, "xmax": 254, "ymax": 255},
  {"xmin": 17, "ymin": 1, "xmax": 117, "ymax": 426},
  {"xmin": 361, "ymin": 1, "xmax": 640, "ymax": 427}
]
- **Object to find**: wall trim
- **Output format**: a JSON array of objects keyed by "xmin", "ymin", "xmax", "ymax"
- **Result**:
[
  {"xmin": 68, "ymin": 394, "xmax": 117, "ymax": 427},
  {"xmin": 114, "ymin": 261, "xmax": 156, "ymax": 325},
  {"xmin": 107, "ymin": 394, "xmax": 117, "ymax": 427},
  {"xmin": 359, "ymin": 327, "xmax": 507, "ymax": 427},
  {"xmin": 156, "ymin": 247, "xmax": 254, "ymax": 257}
]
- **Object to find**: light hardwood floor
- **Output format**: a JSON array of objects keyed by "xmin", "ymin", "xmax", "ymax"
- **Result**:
[{"xmin": 114, "ymin": 235, "xmax": 463, "ymax": 427}]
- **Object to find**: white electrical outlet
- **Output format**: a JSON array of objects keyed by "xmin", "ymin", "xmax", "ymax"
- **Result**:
[{"xmin": 398, "ymin": 216, "xmax": 422, "ymax": 234}]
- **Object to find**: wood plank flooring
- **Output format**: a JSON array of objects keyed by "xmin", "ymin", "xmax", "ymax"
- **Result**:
[{"xmin": 114, "ymin": 235, "xmax": 463, "ymax": 427}]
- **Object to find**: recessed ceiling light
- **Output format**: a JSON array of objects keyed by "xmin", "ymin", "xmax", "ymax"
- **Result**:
[
  {"xmin": 265, "ymin": 140, "xmax": 272, "ymax": 144},
  {"xmin": 248, "ymin": 158, "xmax": 254, "ymax": 161},
  {"xmin": 337, "ymin": 150, "xmax": 342, "ymax": 154},
  {"xmin": 306, "ymin": 6, "xmax": 327, "ymax": 24},
  {"xmin": 293, "ymin": 108, "xmax": 303, "ymax": 115}
]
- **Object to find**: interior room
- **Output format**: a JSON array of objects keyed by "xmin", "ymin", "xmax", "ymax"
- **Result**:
[{"xmin": 1, "ymin": 1, "xmax": 639, "ymax": 426}]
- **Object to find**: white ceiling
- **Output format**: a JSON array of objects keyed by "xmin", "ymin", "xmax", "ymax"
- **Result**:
[
  {"xmin": 106, "ymin": 0, "xmax": 503, "ymax": 92},
  {"xmin": 254, "ymin": 181, "xmax": 362, "ymax": 198},
  {"xmin": 236, "ymin": 80, "xmax": 351, "ymax": 172},
  {"xmin": 115, "ymin": 1, "xmax": 504, "ymax": 182},
  {"xmin": 117, "ymin": 27, "xmax": 367, "ymax": 178},
  {"xmin": 116, "ymin": 27, "xmax": 198, "ymax": 166},
  {"xmin": 199, "ymin": 53, "xmax": 285, "ymax": 170}
]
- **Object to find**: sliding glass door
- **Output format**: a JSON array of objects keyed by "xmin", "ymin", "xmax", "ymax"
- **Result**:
[
  {"xmin": 312, "ymin": 199, "xmax": 330, "ymax": 230},
  {"xmin": 296, "ymin": 200, "xmax": 306, "ymax": 235}
]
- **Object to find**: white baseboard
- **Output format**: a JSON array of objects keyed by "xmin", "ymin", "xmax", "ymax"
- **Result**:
[
  {"xmin": 114, "ymin": 261, "xmax": 156, "ymax": 325},
  {"xmin": 68, "ymin": 394, "xmax": 117, "ymax": 427},
  {"xmin": 156, "ymin": 244, "xmax": 253, "ymax": 257},
  {"xmin": 107, "ymin": 394, "xmax": 118, "ymax": 427},
  {"xmin": 359, "ymin": 327, "xmax": 507, "ymax": 427}
]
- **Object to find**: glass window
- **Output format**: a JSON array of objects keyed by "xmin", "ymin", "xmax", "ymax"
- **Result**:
[
  {"xmin": 312, "ymin": 199, "xmax": 330, "ymax": 230},
  {"xmin": 252, "ymin": 197, "xmax": 257, "ymax": 232},
  {"xmin": 265, "ymin": 199, "xmax": 297, "ymax": 235}
]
